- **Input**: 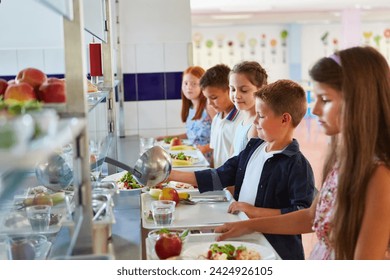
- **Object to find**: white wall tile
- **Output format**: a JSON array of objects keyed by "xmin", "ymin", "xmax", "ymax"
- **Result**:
[
  {"xmin": 137, "ymin": 101, "xmax": 166, "ymax": 129},
  {"xmin": 167, "ymin": 128, "xmax": 186, "ymax": 136},
  {"xmin": 43, "ymin": 48, "xmax": 65, "ymax": 74},
  {"xmin": 121, "ymin": 44, "xmax": 137, "ymax": 73},
  {"xmin": 164, "ymin": 42, "xmax": 190, "ymax": 72},
  {"xmin": 138, "ymin": 129, "xmax": 166, "ymax": 138},
  {"xmin": 124, "ymin": 129, "xmax": 139, "ymax": 136},
  {"xmin": 0, "ymin": 50, "xmax": 18, "ymax": 75},
  {"xmin": 120, "ymin": 0, "xmax": 191, "ymax": 45},
  {"xmin": 88, "ymin": 102, "xmax": 108, "ymax": 134},
  {"xmin": 135, "ymin": 43, "xmax": 164, "ymax": 73},
  {"xmin": 16, "ymin": 49, "xmax": 45, "ymax": 71},
  {"xmin": 123, "ymin": 102, "xmax": 139, "ymax": 131},
  {"xmin": 166, "ymin": 100, "xmax": 184, "ymax": 128}
]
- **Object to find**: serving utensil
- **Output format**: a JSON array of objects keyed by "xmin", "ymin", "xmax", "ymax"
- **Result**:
[
  {"xmin": 105, "ymin": 145, "xmax": 172, "ymax": 187},
  {"xmin": 180, "ymin": 196, "xmax": 228, "ymax": 205}
]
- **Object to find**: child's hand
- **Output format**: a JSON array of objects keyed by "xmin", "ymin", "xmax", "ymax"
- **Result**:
[
  {"xmin": 196, "ymin": 144, "xmax": 205, "ymax": 153},
  {"xmin": 227, "ymin": 201, "xmax": 253, "ymax": 215},
  {"xmin": 214, "ymin": 221, "xmax": 254, "ymax": 241},
  {"xmin": 197, "ymin": 144, "xmax": 212, "ymax": 154}
]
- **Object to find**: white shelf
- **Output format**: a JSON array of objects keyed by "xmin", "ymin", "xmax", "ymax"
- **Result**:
[
  {"xmin": 0, "ymin": 117, "xmax": 86, "ymax": 171},
  {"xmin": 87, "ymin": 91, "xmax": 108, "ymax": 112}
]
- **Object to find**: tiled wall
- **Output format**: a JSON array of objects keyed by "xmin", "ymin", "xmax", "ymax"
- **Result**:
[
  {"xmin": 118, "ymin": 0, "xmax": 192, "ymax": 137},
  {"xmin": 0, "ymin": 0, "xmax": 192, "ymax": 138}
]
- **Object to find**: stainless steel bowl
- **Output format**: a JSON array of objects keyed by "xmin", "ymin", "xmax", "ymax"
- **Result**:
[
  {"xmin": 35, "ymin": 154, "xmax": 73, "ymax": 188},
  {"xmin": 104, "ymin": 145, "xmax": 172, "ymax": 187},
  {"xmin": 134, "ymin": 145, "xmax": 172, "ymax": 187}
]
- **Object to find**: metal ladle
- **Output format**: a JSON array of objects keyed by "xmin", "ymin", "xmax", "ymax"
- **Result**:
[{"xmin": 104, "ymin": 145, "xmax": 172, "ymax": 187}]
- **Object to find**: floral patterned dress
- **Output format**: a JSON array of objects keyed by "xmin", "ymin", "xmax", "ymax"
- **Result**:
[
  {"xmin": 185, "ymin": 107, "xmax": 212, "ymax": 162},
  {"xmin": 309, "ymin": 167, "xmax": 338, "ymax": 260}
]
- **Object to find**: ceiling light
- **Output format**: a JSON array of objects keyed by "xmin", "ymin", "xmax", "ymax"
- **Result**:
[
  {"xmin": 219, "ymin": 5, "xmax": 272, "ymax": 13},
  {"xmin": 211, "ymin": 14, "xmax": 253, "ymax": 20}
]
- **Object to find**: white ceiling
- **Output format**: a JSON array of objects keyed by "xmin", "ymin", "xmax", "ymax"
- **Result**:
[{"xmin": 190, "ymin": 0, "xmax": 390, "ymax": 26}]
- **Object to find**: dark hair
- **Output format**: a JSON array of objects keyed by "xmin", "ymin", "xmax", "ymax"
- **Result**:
[
  {"xmin": 310, "ymin": 46, "xmax": 390, "ymax": 259},
  {"xmin": 254, "ymin": 79, "xmax": 307, "ymax": 127},
  {"xmin": 309, "ymin": 57, "xmax": 342, "ymax": 91},
  {"xmin": 199, "ymin": 64, "xmax": 231, "ymax": 91},
  {"xmin": 181, "ymin": 66, "xmax": 207, "ymax": 122},
  {"xmin": 230, "ymin": 61, "xmax": 268, "ymax": 87}
]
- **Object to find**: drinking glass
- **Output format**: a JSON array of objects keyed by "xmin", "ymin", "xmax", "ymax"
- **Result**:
[
  {"xmin": 139, "ymin": 137, "xmax": 155, "ymax": 156},
  {"xmin": 0, "ymin": 236, "xmax": 11, "ymax": 260},
  {"xmin": 26, "ymin": 205, "xmax": 51, "ymax": 232},
  {"xmin": 151, "ymin": 200, "xmax": 175, "ymax": 226}
]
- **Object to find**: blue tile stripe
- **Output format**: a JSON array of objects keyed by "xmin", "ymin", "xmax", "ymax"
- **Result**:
[
  {"xmin": 1, "ymin": 72, "xmax": 183, "ymax": 102},
  {"xmin": 123, "ymin": 72, "xmax": 182, "ymax": 101}
]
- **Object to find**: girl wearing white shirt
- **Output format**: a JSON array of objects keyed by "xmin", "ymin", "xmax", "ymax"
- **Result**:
[{"xmin": 229, "ymin": 61, "xmax": 268, "ymax": 156}]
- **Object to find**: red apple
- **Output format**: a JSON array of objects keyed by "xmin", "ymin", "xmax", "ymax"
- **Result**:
[
  {"xmin": 16, "ymin": 67, "xmax": 47, "ymax": 91},
  {"xmin": 158, "ymin": 187, "xmax": 180, "ymax": 206},
  {"xmin": 0, "ymin": 78, "xmax": 8, "ymax": 96},
  {"xmin": 4, "ymin": 82, "xmax": 36, "ymax": 101},
  {"xmin": 37, "ymin": 78, "xmax": 66, "ymax": 103},
  {"xmin": 155, "ymin": 233, "xmax": 182, "ymax": 259},
  {"xmin": 170, "ymin": 137, "xmax": 182, "ymax": 147}
]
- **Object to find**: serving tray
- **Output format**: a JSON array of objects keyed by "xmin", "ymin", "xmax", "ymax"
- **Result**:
[
  {"xmin": 141, "ymin": 189, "xmax": 248, "ymax": 230},
  {"xmin": 146, "ymin": 232, "xmax": 281, "ymax": 260}
]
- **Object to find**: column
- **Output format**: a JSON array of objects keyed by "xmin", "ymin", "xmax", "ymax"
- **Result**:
[{"xmin": 340, "ymin": 9, "xmax": 362, "ymax": 49}]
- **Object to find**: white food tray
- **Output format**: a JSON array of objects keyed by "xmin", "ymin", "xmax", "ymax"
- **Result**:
[
  {"xmin": 146, "ymin": 232, "xmax": 281, "ymax": 260},
  {"xmin": 0, "ymin": 210, "xmax": 63, "ymax": 236},
  {"xmin": 156, "ymin": 139, "xmax": 192, "ymax": 150},
  {"xmin": 2, "ymin": 189, "xmax": 72, "ymax": 236},
  {"xmin": 141, "ymin": 189, "xmax": 248, "ymax": 230}
]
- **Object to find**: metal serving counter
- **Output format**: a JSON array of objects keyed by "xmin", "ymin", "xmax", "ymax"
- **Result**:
[{"xmin": 49, "ymin": 135, "xmax": 143, "ymax": 260}]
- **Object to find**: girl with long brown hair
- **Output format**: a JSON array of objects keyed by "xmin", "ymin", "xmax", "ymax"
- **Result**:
[{"xmin": 214, "ymin": 46, "xmax": 390, "ymax": 260}]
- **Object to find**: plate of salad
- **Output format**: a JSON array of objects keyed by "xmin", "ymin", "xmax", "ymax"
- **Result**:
[
  {"xmin": 102, "ymin": 171, "xmax": 143, "ymax": 191},
  {"xmin": 181, "ymin": 241, "xmax": 276, "ymax": 260}
]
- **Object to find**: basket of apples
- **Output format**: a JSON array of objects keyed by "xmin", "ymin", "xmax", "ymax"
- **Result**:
[{"xmin": 148, "ymin": 228, "xmax": 189, "ymax": 260}]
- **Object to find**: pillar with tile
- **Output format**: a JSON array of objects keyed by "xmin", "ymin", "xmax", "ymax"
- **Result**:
[{"xmin": 118, "ymin": 0, "xmax": 192, "ymax": 137}]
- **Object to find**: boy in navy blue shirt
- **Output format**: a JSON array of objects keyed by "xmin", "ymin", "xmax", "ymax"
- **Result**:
[{"xmin": 169, "ymin": 79, "xmax": 315, "ymax": 259}]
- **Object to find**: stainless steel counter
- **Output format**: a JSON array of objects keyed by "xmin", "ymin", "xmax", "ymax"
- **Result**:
[
  {"xmin": 51, "ymin": 135, "xmax": 143, "ymax": 260},
  {"xmin": 105, "ymin": 135, "xmax": 142, "ymax": 259}
]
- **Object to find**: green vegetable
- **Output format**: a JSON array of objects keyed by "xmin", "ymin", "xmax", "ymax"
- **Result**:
[
  {"xmin": 209, "ymin": 243, "xmax": 244, "ymax": 260},
  {"xmin": 156, "ymin": 228, "xmax": 189, "ymax": 241},
  {"xmin": 0, "ymin": 98, "xmax": 42, "ymax": 115},
  {"xmin": 176, "ymin": 152, "xmax": 186, "ymax": 160},
  {"xmin": 163, "ymin": 137, "xmax": 173, "ymax": 144},
  {"xmin": 180, "ymin": 229, "xmax": 189, "ymax": 240},
  {"xmin": 118, "ymin": 172, "xmax": 142, "ymax": 189}
]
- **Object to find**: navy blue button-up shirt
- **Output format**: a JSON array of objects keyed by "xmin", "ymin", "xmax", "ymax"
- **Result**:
[{"xmin": 195, "ymin": 138, "xmax": 315, "ymax": 260}]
